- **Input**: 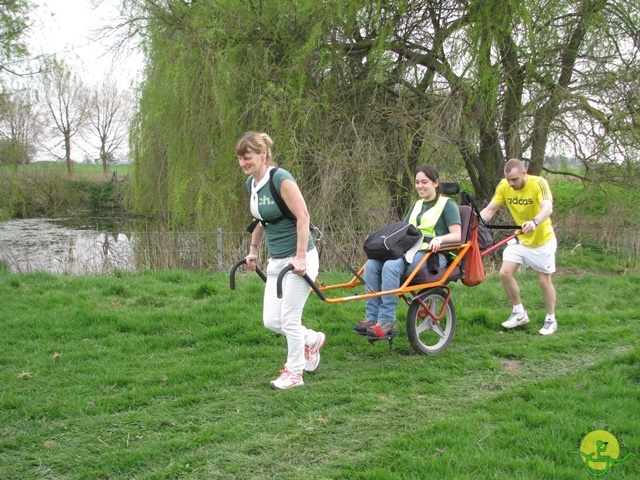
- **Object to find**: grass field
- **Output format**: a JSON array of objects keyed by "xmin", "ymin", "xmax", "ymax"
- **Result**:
[
  {"xmin": 1, "ymin": 248, "xmax": 639, "ymax": 479},
  {"xmin": 1, "ymin": 162, "xmax": 135, "ymax": 179}
]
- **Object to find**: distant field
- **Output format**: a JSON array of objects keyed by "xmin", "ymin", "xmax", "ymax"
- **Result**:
[{"xmin": 1, "ymin": 162, "xmax": 134, "ymax": 179}]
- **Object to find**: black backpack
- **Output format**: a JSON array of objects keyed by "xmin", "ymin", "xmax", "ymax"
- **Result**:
[{"xmin": 363, "ymin": 222, "xmax": 423, "ymax": 261}]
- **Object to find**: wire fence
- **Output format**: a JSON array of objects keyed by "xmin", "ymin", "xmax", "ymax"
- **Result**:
[
  {"xmin": 0, "ymin": 225, "xmax": 372, "ymax": 275},
  {"xmin": 100, "ymin": 223, "xmax": 640, "ymax": 275},
  {"xmin": 2, "ymin": 222, "xmax": 638, "ymax": 276},
  {"xmin": 130, "ymin": 228, "xmax": 370, "ymax": 273}
]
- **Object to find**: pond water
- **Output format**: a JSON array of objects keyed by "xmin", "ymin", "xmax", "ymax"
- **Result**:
[
  {"xmin": 0, "ymin": 217, "xmax": 135, "ymax": 275},
  {"xmin": 0, "ymin": 216, "xmax": 249, "ymax": 275}
]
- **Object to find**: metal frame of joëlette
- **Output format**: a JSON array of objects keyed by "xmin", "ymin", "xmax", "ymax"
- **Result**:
[{"xmin": 230, "ymin": 228, "xmax": 520, "ymax": 307}]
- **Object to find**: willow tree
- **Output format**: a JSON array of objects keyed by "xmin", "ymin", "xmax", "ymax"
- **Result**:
[
  {"xmin": 120, "ymin": 0, "xmax": 639, "ymax": 229},
  {"xmin": 0, "ymin": 88, "xmax": 41, "ymax": 169},
  {"xmin": 0, "ymin": 0, "xmax": 35, "ymax": 167},
  {"xmin": 123, "ymin": 0, "xmax": 368, "ymax": 229},
  {"xmin": 0, "ymin": 0, "xmax": 31, "ymax": 80}
]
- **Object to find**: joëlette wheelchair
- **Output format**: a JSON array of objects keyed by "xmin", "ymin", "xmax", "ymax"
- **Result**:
[{"xmin": 230, "ymin": 182, "xmax": 517, "ymax": 355}]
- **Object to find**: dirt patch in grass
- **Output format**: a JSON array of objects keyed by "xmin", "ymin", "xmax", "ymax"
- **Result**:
[
  {"xmin": 501, "ymin": 359, "xmax": 523, "ymax": 373},
  {"xmin": 553, "ymin": 266, "xmax": 600, "ymax": 277}
]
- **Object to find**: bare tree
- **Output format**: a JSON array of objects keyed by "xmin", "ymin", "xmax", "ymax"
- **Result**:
[
  {"xmin": 40, "ymin": 60, "xmax": 89, "ymax": 175},
  {"xmin": 86, "ymin": 75, "xmax": 132, "ymax": 176}
]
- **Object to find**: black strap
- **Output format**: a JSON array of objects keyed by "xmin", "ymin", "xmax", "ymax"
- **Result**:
[
  {"xmin": 246, "ymin": 219, "xmax": 260, "ymax": 233},
  {"xmin": 461, "ymin": 191, "xmax": 481, "ymax": 218},
  {"xmin": 268, "ymin": 167, "xmax": 297, "ymax": 223},
  {"xmin": 247, "ymin": 167, "xmax": 294, "ymax": 231}
]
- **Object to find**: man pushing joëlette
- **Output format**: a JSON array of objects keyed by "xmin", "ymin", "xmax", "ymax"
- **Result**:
[{"xmin": 480, "ymin": 158, "xmax": 558, "ymax": 336}]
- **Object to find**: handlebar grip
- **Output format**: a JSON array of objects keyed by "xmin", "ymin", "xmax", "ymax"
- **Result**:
[
  {"xmin": 276, "ymin": 265, "xmax": 294, "ymax": 298},
  {"xmin": 230, "ymin": 259, "xmax": 246, "ymax": 290},
  {"xmin": 230, "ymin": 258, "xmax": 266, "ymax": 290},
  {"xmin": 276, "ymin": 265, "xmax": 326, "ymax": 301}
]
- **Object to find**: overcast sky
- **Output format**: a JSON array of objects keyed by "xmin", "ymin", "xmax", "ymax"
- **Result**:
[
  {"xmin": 28, "ymin": 0, "xmax": 143, "ymax": 88},
  {"xmin": 23, "ymin": 1, "xmax": 144, "ymax": 162}
]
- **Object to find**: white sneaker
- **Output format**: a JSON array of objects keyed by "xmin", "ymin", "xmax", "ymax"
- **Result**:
[
  {"xmin": 270, "ymin": 368, "xmax": 304, "ymax": 390},
  {"xmin": 539, "ymin": 320, "xmax": 558, "ymax": 336},
  {"xmin": 304, "ymin": 332, "xmax": 326, "ymax": 372},
  {"xmin": 502, "ymin": 311, "xmax": 530, "ymax": 328}
]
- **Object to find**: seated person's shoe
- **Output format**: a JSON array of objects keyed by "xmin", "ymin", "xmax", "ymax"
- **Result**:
[
  {"xmin": 354, "ymin": 319, "xmax": 376, "ymax": 333},
  {"xmin": 365, "ymin": 322, "xmax": 398, "ymax": 339}
]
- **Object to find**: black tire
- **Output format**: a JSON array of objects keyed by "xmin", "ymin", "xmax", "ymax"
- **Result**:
[{"xmin": 406, "ymin": 288, "xmax": 456, "ymax": 354}]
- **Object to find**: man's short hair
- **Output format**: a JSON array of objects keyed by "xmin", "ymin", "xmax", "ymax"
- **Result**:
[{"xmin": 505, "ymin": 158, "xmax": 526, "ymax": 174}]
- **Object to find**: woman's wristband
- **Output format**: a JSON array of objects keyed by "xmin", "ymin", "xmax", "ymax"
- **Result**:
[{"xmin": 250, "ymin": 243, "xmax": 260, "ymax": 249}]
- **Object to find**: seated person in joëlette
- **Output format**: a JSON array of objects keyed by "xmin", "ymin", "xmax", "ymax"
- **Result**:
[{"xmin": 355, "ymin": 164, "xmax": 462, "ymax": 339}]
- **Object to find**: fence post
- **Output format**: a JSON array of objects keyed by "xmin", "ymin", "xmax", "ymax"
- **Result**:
[{"xmin": 217, "ymin": 227, "xmax": 223, "ymax": 271}]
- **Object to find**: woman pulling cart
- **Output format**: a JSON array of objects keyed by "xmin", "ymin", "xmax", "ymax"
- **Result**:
[{"xmin": 236, "ymin": 132, "xmax": 326, "ymax": 390}]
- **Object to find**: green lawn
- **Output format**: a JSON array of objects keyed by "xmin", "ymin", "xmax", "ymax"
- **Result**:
[{"xmin": 1, "ymin": 256, "xmax": 639, "ymax": 479}]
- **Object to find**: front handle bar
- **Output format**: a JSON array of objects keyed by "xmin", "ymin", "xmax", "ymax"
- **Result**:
[
  {"xmin": 229, "ymin": 258, "xmax": 266, "ymax": 290},
  {"xmin": 229, "ymin": 260, "xmax": 326, "ymax": 301},
  {"xmin": 276, "ymin": 265, "xmax": 326, "ymax": 301}
]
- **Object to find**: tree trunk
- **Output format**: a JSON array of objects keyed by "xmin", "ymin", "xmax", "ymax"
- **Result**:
[{"xmin": 65, "ymin": 134, "xmax": 73, "ymax": 176}]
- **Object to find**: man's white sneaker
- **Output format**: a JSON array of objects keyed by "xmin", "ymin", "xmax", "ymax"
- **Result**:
[
  {"xmin": 539, "ymin": 320, "xmax": 558, "ymax": 336},
  {"xmin": 502, "ymin": 312, "xmax": 530, "ymax": 329},
  {"xmin": 270, "ymin": 368, "xmax": 304, "ymax": 390},
  {"xmin": 304, "ymin": 332, "xmax": 326, "ymax": 372}
]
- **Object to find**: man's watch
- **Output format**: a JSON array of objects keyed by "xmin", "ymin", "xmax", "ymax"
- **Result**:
[{"xmin": 532, "ymin": 218, "xmax": 540, "ymax": 226}]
